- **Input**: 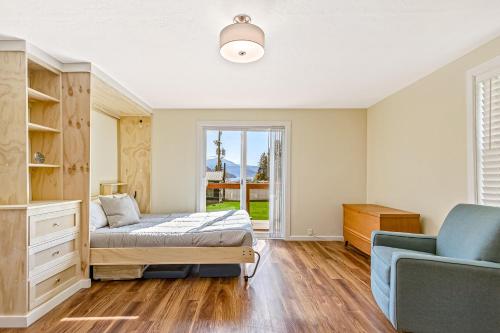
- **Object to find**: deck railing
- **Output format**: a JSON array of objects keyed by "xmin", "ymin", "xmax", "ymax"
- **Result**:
[{"xmin": 206, "ymin": 182, "xmax": 269, "ymax": 213}]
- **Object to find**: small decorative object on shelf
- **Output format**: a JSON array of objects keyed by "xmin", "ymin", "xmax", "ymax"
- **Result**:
[{"xmin": 34, "ymin": 152, "xmax": 45, "ymax": 164}]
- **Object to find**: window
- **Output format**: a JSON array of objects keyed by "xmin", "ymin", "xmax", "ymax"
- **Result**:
[{"xmin": 475, "ymin": 68, "xmax": 500, "ymax": 206}]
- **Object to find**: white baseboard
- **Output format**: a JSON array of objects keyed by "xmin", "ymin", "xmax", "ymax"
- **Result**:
[
  {"xmin": 286, "ymin": 235, "xmax": 344, "ymax": 241},
  {"xmin": 80, "ymin": 278, "xmax": 91, "ymax": 288},
  {"xmin": 0, "ymin": 315, "xmax": 27, "ymax": 328},
  {"xmin": 0, "ymin": 279, "xmax": 90, "ymax": 328},
  {"xmin": 253, "ymin": 231, "xmax": 269, "ymax": 239}
]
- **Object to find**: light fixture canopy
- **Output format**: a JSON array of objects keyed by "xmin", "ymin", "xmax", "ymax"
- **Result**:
[{"xmin": 220, "ymin": 14, "xmax": 265, "ymax": 63}]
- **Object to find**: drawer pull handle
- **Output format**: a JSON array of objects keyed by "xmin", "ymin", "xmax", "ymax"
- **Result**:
[
  {"xmin": 52, "ymin": 250, "xmax": 60, "ymax": 256},
  {"xmin": 55, "ymin": 278, "xmax": 61, "ymax": 284},
  {"xmin": 53, "ymin": 223, "xmax": 61, "ymax": 227}
]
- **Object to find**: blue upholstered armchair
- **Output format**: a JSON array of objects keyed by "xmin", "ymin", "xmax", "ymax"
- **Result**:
[{"xmin": 370, "ymin": 204, "xmax": 500, "ymax": 333}]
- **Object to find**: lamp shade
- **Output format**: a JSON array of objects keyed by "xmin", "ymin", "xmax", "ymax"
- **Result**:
[{"xmin": 220, "ymin": 15, "xmax": 265, "ymax": 63}]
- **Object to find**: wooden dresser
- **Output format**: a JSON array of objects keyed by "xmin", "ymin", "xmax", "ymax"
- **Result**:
[
  {"xmin": 343, "ymin": 204, "xmax": 421, "ymax": 255},
  {"xmin": 0, "ymin": 201, "xmax": 83, "ymax": 327}
]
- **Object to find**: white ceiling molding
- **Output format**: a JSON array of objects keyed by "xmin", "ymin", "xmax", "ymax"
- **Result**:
[{"xmin": 0, "ymin": 39, "xmax": 26, "ymax": 51}]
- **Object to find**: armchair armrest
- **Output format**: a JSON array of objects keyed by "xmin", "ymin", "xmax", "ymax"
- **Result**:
[
  {"xmin": 389, "ymin": 252, "xmax": 500, "ymax": 333},
  {"xmin": 371, "ymin": 230, "xmax": 436, "ymax": 253}
]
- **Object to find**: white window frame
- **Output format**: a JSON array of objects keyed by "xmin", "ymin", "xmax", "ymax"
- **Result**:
[
  {"xmin": 466, "ymin": 55, "xmax": 500, "ymax": 203},
  {"xmin": 195, "ymin": 120, "xmax": 292, "ymax": 239}
]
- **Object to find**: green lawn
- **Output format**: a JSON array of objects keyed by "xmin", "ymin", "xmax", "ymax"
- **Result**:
[{"xmin": 206, "ymin": 200, "xmax": 269, "ymax": 220}]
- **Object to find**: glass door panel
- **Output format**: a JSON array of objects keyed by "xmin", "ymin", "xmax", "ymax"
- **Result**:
[
  {"xmin": 205, "ymin": 130, "xmax": 242, "ymax": 212},
  {"xmin": 245, "ymin": 131, "xmax": 270, "ymax": 230}
]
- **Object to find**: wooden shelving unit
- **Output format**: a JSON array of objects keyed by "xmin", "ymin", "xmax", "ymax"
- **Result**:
[
  {"xmin": 27, "ymin": 57, "xmax": 63, "ymax": 201},
  {"xmin": 0, "ymin": 48, "xmax": 89, "ymax": 327}
]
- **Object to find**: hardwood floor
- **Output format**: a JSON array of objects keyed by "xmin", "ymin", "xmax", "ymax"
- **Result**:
[{"xmin": 4, "ymin": 241, "xmax": 396, "ymax": 333}]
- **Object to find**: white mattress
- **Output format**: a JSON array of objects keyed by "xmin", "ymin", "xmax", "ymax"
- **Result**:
[{"xmin": 90, "ymin": 210, "xmax": 255, "ymax": 248}]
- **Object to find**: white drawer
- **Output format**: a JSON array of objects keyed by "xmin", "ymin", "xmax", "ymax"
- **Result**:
[
  {"xmin": 29, "ymin": 208, "xmax": 80, "ymax": 246},
  {"xmin": 29, "ymin": 258, "xmax": 80, "ymax": 310},
  {"xmin": 29, "ymin": 234, "xmax": 79, "ymax": 275}
]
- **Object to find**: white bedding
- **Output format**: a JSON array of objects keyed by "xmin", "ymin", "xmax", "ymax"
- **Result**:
[{"xmin": 90, "ymin": 210, "xmax": 255, "ymax": 248}]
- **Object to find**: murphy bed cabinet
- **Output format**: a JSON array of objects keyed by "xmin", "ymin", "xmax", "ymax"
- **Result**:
[
  {"xmin": 0, "ymin": 41, "xmax": 152, "ymax": 328},
  {"xmin": 0, "ymin": 50, "xmax": 90, "ymax": 327}
]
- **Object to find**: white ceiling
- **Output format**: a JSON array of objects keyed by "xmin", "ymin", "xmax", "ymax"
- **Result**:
[{"xmin": 1, "ymin": 1, "xmax": 500, "ymax": 109}]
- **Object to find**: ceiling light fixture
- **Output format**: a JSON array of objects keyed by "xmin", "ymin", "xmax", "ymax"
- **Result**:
[{"xmin": 220, "ymin": 14, "xmax": 265, "ymax": 63}]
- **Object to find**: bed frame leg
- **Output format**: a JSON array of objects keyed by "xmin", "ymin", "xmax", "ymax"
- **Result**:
[{"xmin": 244, "ymin": 251, "xmax": 261, "ymax": 281}]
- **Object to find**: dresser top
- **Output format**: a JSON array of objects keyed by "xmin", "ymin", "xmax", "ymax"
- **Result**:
[
  {"xmin": 0, "ymin": 200, "xmax": 81, "ymax": 210},
  {"xmin": 343, "ymin": 204, "xmax": 419, "ymax": 218}
]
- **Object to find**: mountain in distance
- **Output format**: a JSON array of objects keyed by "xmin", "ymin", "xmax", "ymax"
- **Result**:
[{"xmin": 206, "ymin": 158, "xmax": 258, "ymax": 180}]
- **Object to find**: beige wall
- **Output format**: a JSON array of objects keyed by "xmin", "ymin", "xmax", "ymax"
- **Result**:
[
  {"xmin": 90, "ymin": 110, "xmax": 118, "ymax": 196},
  {"xmin": 152, "ymin": 109, "xmax": 367, "ymax": 238},
  {"xmin": 367, "ymin": 36, "xmax": 500, "ymax": 235}
]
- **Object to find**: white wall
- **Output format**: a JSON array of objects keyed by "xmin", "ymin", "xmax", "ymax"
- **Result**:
[
  {"xmin": 90, "ymin": 110, "xmax": 118, "ymax": 196},
  {"xmin": 367, "ymin": 36, "xmax": 500, "ymax": 235},
  {"xmin": 152, "ymin": 109, "xmax": 367, "ymax": 238}
]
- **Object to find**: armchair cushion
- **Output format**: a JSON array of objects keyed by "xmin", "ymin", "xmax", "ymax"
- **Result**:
[
  {"xmin": 437, "ymin": 204, "xmax": 500, "ymax": 262},
  {"xmin": 372, "ymin": 231, "xmax": 437, "ymax": 253},
  {"xmin": 372, "ymin": 246, "xmax": 430, "ymax": 285}
]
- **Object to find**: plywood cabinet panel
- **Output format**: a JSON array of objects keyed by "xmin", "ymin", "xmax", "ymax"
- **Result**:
[
  {"xmin": 0, "ymin": 209, "xmax": 28, "ymax": 314},
  {"xmin": 0, "ymin": 51, "xmax": 28, "ymax": 205},
  {"xmin": 62, "ymin": 72, "xmax": 91, "ymax": 277},
  {"xmin": 119, "ymin": 116, "xmax": 151, "ymax": 213},
  {"xmin": 91, "ymin": 75, "xmax": 151, "ymax": 118}
]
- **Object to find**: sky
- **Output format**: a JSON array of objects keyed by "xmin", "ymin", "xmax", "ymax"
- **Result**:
[{"xmin": 206, "ymin": 130, "xmax": 268, "ymax": 166}]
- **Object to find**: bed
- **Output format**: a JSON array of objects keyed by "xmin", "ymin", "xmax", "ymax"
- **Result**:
[{"xmin": 89, "ymin": 210, "xmax": 260, "ymax": 280}]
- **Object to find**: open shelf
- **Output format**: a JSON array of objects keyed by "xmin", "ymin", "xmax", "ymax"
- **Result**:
[
  {"xmin": 28, "ymin": 122, "xmax": 60, "ymax": 133},
  {"xmin": 27, "ymin": 61, "xmax": 62, "ymax": 202},
  {"xmin": 28, "ymin": 57, "xmax": 60, "ymax": 75},
  {"xmin": 28, "ymin": 87, "xmax": 60, "ymax": 103},
  {"xmin": 29, "ymin": 163, "xmax": 61, "ymax": 168},
  {"xmin": 100, "ymin": 182, "xmax": 128, "ymax": 195},
  {"xmin": 100, "ymin": 182, "xmax": 127, "ymax": 186}
]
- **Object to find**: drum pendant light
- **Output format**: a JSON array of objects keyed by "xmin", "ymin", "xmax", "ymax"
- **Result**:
[{"xmin": 220, "ymin": 14, "xmax": 265, "ymax": 63}]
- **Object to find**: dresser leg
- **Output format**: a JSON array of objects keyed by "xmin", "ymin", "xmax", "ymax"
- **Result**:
[{"xmin": 344, "ymin": 241, "xmax": 348, "ymax": 247}]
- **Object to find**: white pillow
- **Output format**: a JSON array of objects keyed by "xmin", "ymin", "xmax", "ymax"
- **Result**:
[
  {"xmin": 90, "ymin": 200, "xmax": 108, "ymax": 231},
  {"xmin": 108, "ymin": 193, "xmax": 140, "ymax": 217},
  {"xmin": 129, "ymin": 195, "xmax": 141, "ymax": 217},
  {"xmin": 99, "ymin": 195, "xmax": 140, "ymax": 228}
]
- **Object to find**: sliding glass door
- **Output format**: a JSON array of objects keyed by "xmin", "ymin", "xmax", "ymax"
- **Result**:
[
  {"xmin": 200, "ymin": 125, "xmax": 286, "ymax": 238},
  {"xmin": 204, "ymin": 129, "xmax": 242, "ymax": 211}
]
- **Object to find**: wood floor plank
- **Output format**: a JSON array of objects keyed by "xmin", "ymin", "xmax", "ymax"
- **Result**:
[{"xmin": 5, "ymin": 241, "xmax": 396, "ymax": 333}]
